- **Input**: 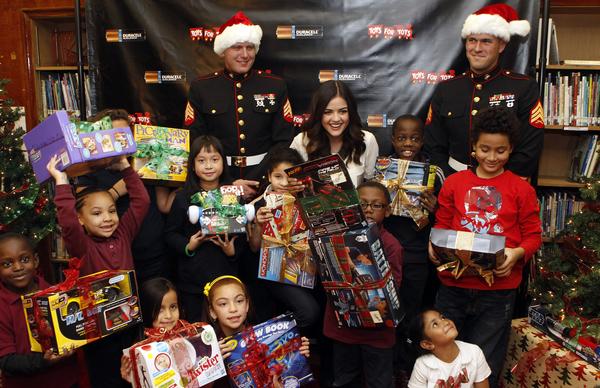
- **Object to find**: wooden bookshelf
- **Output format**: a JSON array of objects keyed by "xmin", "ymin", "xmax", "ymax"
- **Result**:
[{"xmin": 538, "ymin": 176, "xmax": 585, "ymax": 188}]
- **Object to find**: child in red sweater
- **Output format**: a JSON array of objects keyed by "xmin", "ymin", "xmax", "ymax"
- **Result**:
[
  {"xmin": 0, "ymin": 233, "xmax": 79, "ymax": 388},
  {"xmin": 429, "ymin": 107, "xmax": 541, "ymax": 387},
  {"xmin": 323, "ymin": 181, "xmax": 403, "ymax": 388}
]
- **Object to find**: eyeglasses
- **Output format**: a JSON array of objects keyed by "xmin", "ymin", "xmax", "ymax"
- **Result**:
[{"xmin": 359, "ymin": 202, "xmax": 386, "ymax": 210}]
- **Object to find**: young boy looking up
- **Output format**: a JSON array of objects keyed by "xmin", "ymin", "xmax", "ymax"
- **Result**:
[
  {"xmin": 323, "ymin": 181, "xmax": 403, "ymax": 388},
  {"xmin": 0, "ymin": 233, "xmax": 79, "ymax": 388}
]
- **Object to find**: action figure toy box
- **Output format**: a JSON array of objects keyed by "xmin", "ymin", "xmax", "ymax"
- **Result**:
[
  {"xmin": 285, "ymin": 154, "xmax": 367, "ymax": 238},
  {"xmin": 430, "ymin": 228, "xmax": 506, "ymax": 286},
  {"xmin": 373, "ymin": 157, "xmax": 436, "ymax": 229},
  {"xmin": 258, "ymin": 192, "xmax": 316, "ymax": 289},
  {"xmin": 224, "ymin": 313, "xmax": 314, "ymax": 387},
  {"xmin": 23, "ymin": 110, "xmax": 136, "ymax": 184},
  {"xmin": 309, "ymin": 224, "xmax": 403, "ymax": 328},
  {"xmin": 22, "ymin": 269, "xmax": 142, "ymax": 355},
  {"xmin": 126, "ymin": 322, "xmax": 227, "ymax": 388},
  {"xmin": 132, "ymin": 124, "xmax": 190, "ymax": 185},
  {"xmin": 188, "ymin": 185, "xmax": 255, "ymax": 235}
]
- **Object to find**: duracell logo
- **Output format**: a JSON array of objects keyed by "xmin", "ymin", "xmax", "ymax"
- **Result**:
[
  {"xmin": 144, "ymin": 71, "xmax": 186, "ymax": 84},
  {"xmin": 367, "ymin": 114, "xmax": 395, "ymax": 128},
  {"xmin": 276, "ymin": 25, "xmax": 323, "ymax": 39},
  {"xmin": 105, "ymin": 29, "xmax": 146, "ymax": 42},
  {"xmin": 318, "ymin": 70, "xmax": 363, "ymax": 83}
]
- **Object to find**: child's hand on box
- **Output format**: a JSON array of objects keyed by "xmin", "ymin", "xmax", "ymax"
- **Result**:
[
  {"xmin": 285, "ymin": 177, "xmax": 305, "ymax": 193},
  {"xmin": 494, "ymin": 247, "xmax": 524, "ymax": 278},
  {"xmin": 211, "ymin": 233, "xmax": 238, "ymax": 257},
  {"xmin": 218, "ymin": 338, "xmax": 236, "ymax": 360},
  {"xmin": 428, "ymin": 241, "xmax": 441, "ymax": 266},
  {"xmin": 43, "ymin": 345, "xmax": 75, "ymax": 364},
  {"xmin": 107, "ymin": 156, "xmax": 130, "ymax": 172},
  {"xmin": 420, "ymin": 191, "xmax": 437, "ymax": 213},
  {"xmin": 299, "ymin": 336, "xmax": 310, "ymax": 358},
  {"xmin": 120, "ymin": 354, "xmax": 133, "ymax": 383},
  {"xmin": 46, "ymin": 155, "xmax": 69, "ymax": 185},
  {"xmin": 186, "ymin": 230, "xmax": 210, "ymax": 252},
  {"xmin": 255, "ymin": 206, "xmax": 273, "ymax": 227}
]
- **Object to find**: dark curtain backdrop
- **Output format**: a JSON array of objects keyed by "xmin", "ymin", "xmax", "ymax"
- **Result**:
[{"xmin": 86, "ymin": 0, "xmax": 539, "ymax": 154}]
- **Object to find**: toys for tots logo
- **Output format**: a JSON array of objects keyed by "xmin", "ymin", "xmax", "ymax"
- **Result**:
[
  {"xmin": 410, "ymin": 70, "xmax": 455, "ymax": 85},
  {"xmin": 189, "ymin": 26, "xmax": 220, "ymax": 43},
  {"xmin": 368, "ymin": 24, "xmax": 413, "ymax": 40}
]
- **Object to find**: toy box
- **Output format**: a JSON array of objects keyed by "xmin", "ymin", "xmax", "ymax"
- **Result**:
[
  {"xmin": 224, "ymin": 313, "xmax": 314, "ymax": 387},
  {"xmin": 23, "ymin": 110, "xmax": 136, "ymax": 183},
  {"xmin": 258, "ymin": 192, "xmax": 316, "ymax": 289},
  {"xmin": 374, "ymin": 157, "xmax": 436, "ymax": 229},
  {"xmin": 309, "ymin": 224, "xmax": 403, "ymax": 328},
  {"xmin": 285, "ymin": 155, "xmax": 367, "ymax": 238},
  {"xmin": 430, "ymin": 228, "xmax": 506, "ymax": 286},
  {"xmin": 22, "ymin": 269, "xmax": 142, "ymax": 355},
  {"xmin": 188, "ymin": 185, "xmax": 255, "ymax": 235},
  {"xmin": 127, "ymin": 322, "xmax": 226, "ymax": 388},
  {"xmin": 528, "ymin": 305, "xmax": 600, "ymax": 369},
  {"xmin": 132, "ymin": 124, "xmax": 190, "ymax": 185}
]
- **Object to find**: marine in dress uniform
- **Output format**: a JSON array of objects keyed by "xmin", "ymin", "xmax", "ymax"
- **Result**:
[
  {"xmin": 424, "ymin": 4, "xmax": 544, "ymax": 178},
  {"xmin": 184, "ymin": 11, "xmax": 294, "ymax": 182}
]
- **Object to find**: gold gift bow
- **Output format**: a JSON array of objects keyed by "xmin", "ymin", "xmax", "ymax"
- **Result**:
[
  {"xmin": 436, "ymin": 255, "xmax": 495, "ymax": 287},
  {"xmin": 383, "ymin": 159, "xmax": 430, "ymax": 229},
  {"xmin": 262, "ymin": 193, "xmax": 311, "ymax": 281}
]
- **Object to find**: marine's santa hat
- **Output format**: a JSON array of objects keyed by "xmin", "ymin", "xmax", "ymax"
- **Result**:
[
  {"xmin": 213, "ymin": 11, "xmax": 263, "ymax": 55},
  {"xmin": 461, "ymin": 3, "xmax": 530, "ymax": 42}
]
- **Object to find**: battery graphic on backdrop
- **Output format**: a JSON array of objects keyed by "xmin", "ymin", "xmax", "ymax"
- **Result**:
[
  {"xmin": 105, "ymin": 29, "xmax": 146, "ymax": 42},
  {"xmin": 367, "ymin": 114, "xmax": 395, "ymax": 128},
  {"xmin": 276, "ymin": 25, "xmax": 323, "ymax": 39},
  {"xmin": 144, "ymin": 71, "xmax": 186, "ymax": 84}
]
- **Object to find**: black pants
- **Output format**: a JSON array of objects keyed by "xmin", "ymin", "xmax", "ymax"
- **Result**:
[
  {"xmin": 332, "ymin": 341, "xmax": 394, "ymax": 388},
  {"xmin": 179, "ymin": 290, "xmax": 205, "ymax": 323},
  {"xmin": 264, "ymin": 281, "xmax": 321, "ymax": 331}
]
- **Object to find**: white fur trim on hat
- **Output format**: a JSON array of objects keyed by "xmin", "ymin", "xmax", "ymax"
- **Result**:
[
  {"xmin": 214, "ymin": 24, "xmax": 263, "ymax": 55},
  {"xmin": 462, "ymin": 14, "xmax": 511, "ymax": 41}
]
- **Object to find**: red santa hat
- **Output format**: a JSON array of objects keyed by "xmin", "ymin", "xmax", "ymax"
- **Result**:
[
  {"xmin": 461, "ymin": 3, "xmax": 530, "ymax": 42},
  {"xmin": 213, "ymin": 11, "xmax": 263, "ymax": 55}
]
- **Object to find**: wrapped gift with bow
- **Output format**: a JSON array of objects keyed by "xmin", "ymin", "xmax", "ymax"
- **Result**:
[
  {"xmin": 21, "ymin": 258, "xmax": 142, "ymax": 355},
  {"xmin": 258, "ymin": 192, "xmax": 316, "ymax": 289},
  {"xmin": 310, "ymin": 224, "xmax": 403, "ymax": 328},
  {"xmin": 133, "ymin": 124, "xmax": 190, "ymax": 185},
  {"xmin": 125, "ymin": 321, "xmax": 227, "ymax": 388},
  {"xmin": 374, "ymin": 157, "xmax": 436, "ymax": 230},
  {"xmin": 224, "ymin": 313, "xmax": 314, "ymax": 388},
  {"xmin": 285, "ymin": 154, "xmax": 367, "ymax": 237},
  {"xmin": 430, "ymin": 228, "xmax": 506, "ymax": 286}
]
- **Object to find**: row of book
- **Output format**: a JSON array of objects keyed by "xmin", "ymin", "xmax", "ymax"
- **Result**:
[
  {"xmin": 41, "ymin": 72, "xmax": 91, "ymax": 119},
  {"xmin": 570, "ymin": 134, "xmax": 600, "ymax": 180},
  {"xmin": 539, "ymin": 191, "xmax": 584, "ymax": 238},
  {"xmin": 543, "ymin": 72, "xmax": 600, "ymax": 127}
]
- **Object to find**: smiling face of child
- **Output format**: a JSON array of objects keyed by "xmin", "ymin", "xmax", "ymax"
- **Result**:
[
  {"xmin": 209, "ymin": 282, "xmax": 249, "ymax": 337},
  {"xmin": 0, "ymin": 236, "xmax": 39, "ymax": 294},
  {"xmin": 77, "ymin": 191, "xmax": 119, "ymax": 238}
]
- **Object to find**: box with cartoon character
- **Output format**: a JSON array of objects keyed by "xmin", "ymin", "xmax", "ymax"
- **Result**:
[
  {"xmin": 132, "ymin": 124, "xmax": 190, "ymax": 185},
  {"xmin": 258, "ymin": 192, "xmax": 316, "ymax": 289},
  {"xmin": 430, "ymin": 228, "xmax": 505, "ymax": 286},
  {"xmin": 23, "ymin": 110, "xmax": 136, "ymax": 184},
  {"xmin": 188, "ymin": 185, "xmax": 255, "ymax": 235},
  {"xmin": 22, "ymin": 269, "xmax": 142, "ymax": 355},
  {"xmin": 126, "ymin": 322, "xmax": 226, "ymax": 388},
  {"xmin": 285, "ymin": 155, "xmax": 367, "ymax": 238},
  {"xmin": 373, "ymin": 157, "xmax": 436, "ymax": 229},
  {"xmin": 224, "ymin": 313, "xmax": 314, "ymax": 387},
  {"xmin": 309, "ymin": 224, "xmax": 403, "ymax": 328}
]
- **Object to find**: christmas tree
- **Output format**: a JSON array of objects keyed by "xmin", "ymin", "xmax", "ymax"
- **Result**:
[
  {"xmin": 0, "ymin": 79, "xmax": 56, "ymax": 242},
  {"xmin": 530, "ymin": 177, "xmax": 600, "ymax": 342}
]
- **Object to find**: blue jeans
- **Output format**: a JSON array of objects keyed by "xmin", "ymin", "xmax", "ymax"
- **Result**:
[{"xmin": 435, "ymin": 285, "xmax": 516, "ymax": 388}]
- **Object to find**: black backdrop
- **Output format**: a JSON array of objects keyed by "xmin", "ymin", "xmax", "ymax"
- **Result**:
[{"xmin": 86, "ymin": 0, "xmax": 538, "ymax": 154}]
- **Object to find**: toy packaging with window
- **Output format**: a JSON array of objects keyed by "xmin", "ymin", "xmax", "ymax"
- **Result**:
[
  {"xmin": 285, "ymin": 155, "xmax": 367, "ymax": 237},
  {"xmin": 309, "ymin": 223, "xmax": 403, "ymax": 328},
  {"xmin": 373, "ymin": 157, "xmax": 436, "ymax": 229},
  {"xmin": 258, "ymin": 192, "xmax": 316, "ymax": 289},
  {"xmin": 224, "ymin": 313, "xmax": 314, "ymax": 387},
  {"xmin": 22, "ymin": 265, "xmax": 142, "ymax": 355},
  {"xmin": 23, "ymin": 110, "xmax": 136, "ymax": 184},
  {"xmin": 126, "ymin": 322, "xmax": 226, "ymax": 388},
  {"xmin": 188, "ymin": 185, "xmax": 255, "ymax": 235},
  {"xmin": 132, "ymin": 124, "xmax": 190, "ymax": 185}
]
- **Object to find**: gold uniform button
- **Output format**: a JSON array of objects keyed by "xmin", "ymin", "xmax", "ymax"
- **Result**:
[
  {"xmin": 240, "ymin": 147, "xmax": 246, "ymax": 154},
  {"xmin": 265, "ymin": 108, "xmax": 270, "ymax": 113},
  {"xmin": 447, "ymin": 111, "xmax": 452, "ymax": 117},
  {"xmin": 474, "ymin": 97, "xmax": 480, "ymax": 103},
  {"xmin": 240, "ymin": 133, "xmax": 246, "ymax": 140},
  {"xmin": 237, "ymin": 95, "xmax": 243, "ymax": 101},
  {"xmin": 471, "ymin": 109, "xmax": 478, "ymax": 116},
  {"xmin": 238, "ymin": 120, "xmax": 245, "ymax": 126},
  {"xmin": 211, "ymin": 109, "xmax": 216, "ymax": 114},
  {"xmin": 505, "ymin": 71, "xmax": 510, "ymax": 75},
  {"xmin": 237, "ymin": 107, "xmax": 244, "ymax": 113},
  {"xmin": 214, "ymin": 72, "xmax": 218, "ymax": 75},
  {"xmin": 236, "ymin": 82, "xmax": 242, "ymax": 88},
  {"xmin": 476, "ymin": 84, "xmax": 482, "ymax": 90}
]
